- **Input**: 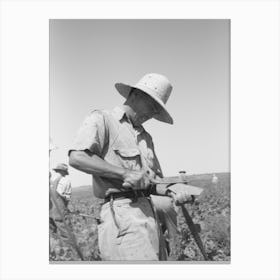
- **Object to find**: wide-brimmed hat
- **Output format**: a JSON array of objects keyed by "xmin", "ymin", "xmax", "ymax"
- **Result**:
[
  {"xmin": 53, "ymin": 163, "xmax": 69, "ymax": 174},
  {"xmin": 115, "ymin": 73, "xmax": 173, "ymax": 124}
]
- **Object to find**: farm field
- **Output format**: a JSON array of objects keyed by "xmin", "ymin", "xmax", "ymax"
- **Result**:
[{"xmin": 49, "ymin": 172, "xmax": 230, "ymax": 262}]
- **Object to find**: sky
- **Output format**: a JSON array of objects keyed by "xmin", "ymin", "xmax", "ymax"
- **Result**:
[{"xmin": 50, "ymin": 19, "xmax": 230, "ymax": 187}]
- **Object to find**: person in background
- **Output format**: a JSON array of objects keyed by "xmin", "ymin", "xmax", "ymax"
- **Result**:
[
  {"xmin": 51, "ymin": 163, "xmax": 72, "ymax": 205},
  {"xmin": 49, "ymin": 163, "xmax": 77, "ymax": 260},
  {"xmin": 212, "ymin": 173, "xmax": 218, "ymax": 184}
]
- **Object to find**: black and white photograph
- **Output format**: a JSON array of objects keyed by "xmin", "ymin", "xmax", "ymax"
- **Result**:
[
  {"xmin": 1, "ymin": 0, "xmax": 279, "ymax": 278},
  {"xmin": 49, "ymin": 19, "xmax": 230, "ymax": 262}
]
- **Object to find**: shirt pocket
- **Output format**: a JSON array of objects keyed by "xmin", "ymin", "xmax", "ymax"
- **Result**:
[
  {"xmin": 114, "ymin": 203, "xmax": 133, "ymax": 238},
  {"xmin": 113, "ymin": 147, "xmax": 142, "ymax": 170}
]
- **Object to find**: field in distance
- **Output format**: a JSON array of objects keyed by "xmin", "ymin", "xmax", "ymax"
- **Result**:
[{"xmin": 50, "ymin": 172, "xmax": 230, "ymax": 261}]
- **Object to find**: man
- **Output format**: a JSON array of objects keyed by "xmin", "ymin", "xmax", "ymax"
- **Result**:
[
  {"xmin": 69, "ymin": 73, "xmax": 189, "ymax": 260},
  {"xmin": 51, "ymin": 163, "xmax": 72, "ymax": 205},
  {"xmin": 49, "ymin": 163, "xmax": 78, "ymax": 260}
]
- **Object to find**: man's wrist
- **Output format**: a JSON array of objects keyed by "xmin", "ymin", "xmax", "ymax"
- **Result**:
[
  {"xmin": 119, "ymin": 168, "xmax": 129, "ymax": 180},
  {"xmin": 155, "ymin": 184, "xmax": 169, "ymax": 195},
  {"xmin": 164, "ymin": 188, "xmax": 172, "ymax": 197}
]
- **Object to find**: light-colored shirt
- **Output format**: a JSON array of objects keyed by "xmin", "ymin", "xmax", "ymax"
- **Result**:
[
  {"xmin": 51, "ymin": 173, "xmax": 72, "ymax": 200},
  {"xmin": 69, "ymin": 106, "xmax": 163, "ymax": 198}
]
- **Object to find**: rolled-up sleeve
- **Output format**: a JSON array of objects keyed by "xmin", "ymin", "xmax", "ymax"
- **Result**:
[{"xmin": 69, "ymin": 110, "xmax": 107, "ymax": 157}]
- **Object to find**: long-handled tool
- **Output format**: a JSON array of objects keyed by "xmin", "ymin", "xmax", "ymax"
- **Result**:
[
  {"xmin": 70, "ymin": 211, "xmax": 96, "ymax": 219},
  {"xmin": 49, "ymin": 186, "xmax": 84, "ymax": 261},
  {"xmin": 151, "ymin": 177, "xmax": 210, "ymax": 261},
  {"xmin": 179, "ymin": 203, "xmax": 209, "ymax": 260}
]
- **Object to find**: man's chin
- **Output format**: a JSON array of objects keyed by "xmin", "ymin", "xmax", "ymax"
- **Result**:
[
  {"xmin": 135, "ymin": 118, "xmax": 148, "ymax": 126},
  {"xmin": 131, "ymin": 115, "xmax": 150, "ymax": 126}
]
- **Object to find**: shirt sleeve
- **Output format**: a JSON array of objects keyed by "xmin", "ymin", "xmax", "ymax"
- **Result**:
[
  {"xmin": 56, "ymin": 177, "xmax": 71, "ymax": 199},
  {"xmin": 69, "ymin": 110, "xmax": 107, "ymax": 157}
]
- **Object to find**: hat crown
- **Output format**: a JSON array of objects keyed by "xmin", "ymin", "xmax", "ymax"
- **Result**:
[{"xmin": 135, "ymin": 73, "xmax": 172, "ymax": 104}]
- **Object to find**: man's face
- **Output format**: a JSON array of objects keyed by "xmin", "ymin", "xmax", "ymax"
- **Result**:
[{"xmin": 128, "ymin": 89, "xmax": 161, "ymax": 126}]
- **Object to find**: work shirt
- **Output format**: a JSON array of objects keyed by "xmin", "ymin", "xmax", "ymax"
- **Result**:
[
  {"xmin": 51, "ymin": 173, "xmax": 72, "ymax": 201},
  {"xmin": 69, "ymin": 106, "xmax": 163, "ymax": 198}
]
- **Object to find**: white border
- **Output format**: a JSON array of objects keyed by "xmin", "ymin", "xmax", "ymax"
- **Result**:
[{"xmin": 1, "ymin": 1, "xmax": 279, "ymax": 280}]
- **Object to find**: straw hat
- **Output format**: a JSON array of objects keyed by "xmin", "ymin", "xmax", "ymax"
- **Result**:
[
  {"xmin": 115, "ymin": 73, "xmax": 173, "ymax": 124},
  {"xmin": 53, "ymin": 163, "xmax": 69, "ymax": 175}
]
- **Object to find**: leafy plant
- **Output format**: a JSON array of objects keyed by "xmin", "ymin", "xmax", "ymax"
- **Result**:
[{"xmin": 49, "ymin": 173, "xmax": 230, "ymax": 262}]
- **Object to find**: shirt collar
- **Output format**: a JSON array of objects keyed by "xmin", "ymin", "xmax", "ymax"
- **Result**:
[
  {"xmin": 112, "ymin": 106, "xmax": 145, "ymax": 133},
  {"xmin": 112, "ymin": 106, "xmax": 127, "ymax": 121}
]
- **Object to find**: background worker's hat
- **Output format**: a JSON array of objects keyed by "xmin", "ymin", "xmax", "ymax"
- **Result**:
[
  {"xmin": 53, "ymin": 163, "xmax": 69, "ymax": 175},
  {"xmin": 115, "ymin": 73, "xmax": 174, "ymax": 124}
]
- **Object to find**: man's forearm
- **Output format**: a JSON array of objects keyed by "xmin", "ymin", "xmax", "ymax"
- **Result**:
[
  {"xmin": 155, "ymin": 184, "xmax": 169, "ymax": 195},
  {"xmin": 69, "ymin": 151, "xmax": 126, "ymax": 180}
]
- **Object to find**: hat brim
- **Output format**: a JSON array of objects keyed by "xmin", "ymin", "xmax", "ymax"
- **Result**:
[
  {"xmin": 53, "ymin": 168, "xmax": 69, "ymax": 175},
  {"xmin": 115, "ymin": 83, "xmax": 173, "ymax": 124}
]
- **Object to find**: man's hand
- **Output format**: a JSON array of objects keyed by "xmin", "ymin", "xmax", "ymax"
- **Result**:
[
  {"xmin": 168, "ymin": 190, "xmax": 193, "ymax": 205},
  {"xmin": 122, "ymin": 170, "xmax": 151, "ymax": 190}
]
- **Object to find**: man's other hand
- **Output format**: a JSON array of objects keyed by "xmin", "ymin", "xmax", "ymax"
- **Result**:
[
  {"xmin": 122, "ymin": 170, "xmax": 150, "ymax": 190},
  {"xmin": 169, "ymin": 190, "xmax": 193, "ymax": 205}
]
